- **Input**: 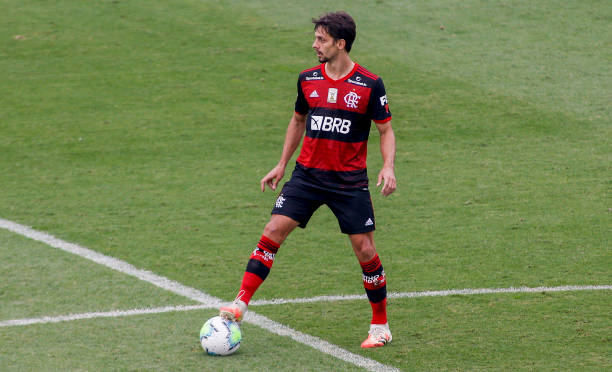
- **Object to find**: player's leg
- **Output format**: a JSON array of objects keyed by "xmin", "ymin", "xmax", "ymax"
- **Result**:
[
  {"xmin": 220, "ymin": 180, "xmax": 322, "ymax": 322},
  {"xmin": 327, "ymin": 190, "xmax": 391, "ymax": 347},
  {"xmin": 219, "ymin": 214, "xmax": 299, "ymax": 322},
  {"xmin": 349, "ymin": 232, "xmax": 392, "ymax": 348},
  {"xmin": 237, "ymin": 214, "xmax": 299, "ymax": 306},
  {"xmin": 262, "ymin": 214, "xmax": 300, "ymax": 245}
]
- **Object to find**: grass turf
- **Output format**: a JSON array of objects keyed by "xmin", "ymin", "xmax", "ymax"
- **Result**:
[{"xmin": 1, "ymin": 0, "xmax": 610, "ymax": 370}]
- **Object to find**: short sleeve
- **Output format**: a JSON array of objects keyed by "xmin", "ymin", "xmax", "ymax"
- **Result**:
[
  {"xmin": 294, "ymin": 76, "xmax": 309, "ymax": 115},
  {"xmin": 368, "ymin": 77, "xmax": 391, "ymax": 123}
]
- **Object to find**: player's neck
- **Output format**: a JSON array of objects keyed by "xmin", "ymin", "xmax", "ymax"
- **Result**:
[{"xmin": 324, "ymin": 54, "xmax": 354, "ymax": 80}]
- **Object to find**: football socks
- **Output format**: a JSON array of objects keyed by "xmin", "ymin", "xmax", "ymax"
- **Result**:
[
  {"xmin": 236, "ymin": 235, "xmax": 279, "ymax": 305},
  {"xmin": 360, "ymin": 254, "xmax": 388, "ymax": 325}
]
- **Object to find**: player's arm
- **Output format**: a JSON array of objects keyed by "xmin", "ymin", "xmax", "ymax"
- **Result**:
[
  {"xmin": 375, "ymin": 121, "xmax": 396, "ymax": 196},
  {"xmin": 260, "ymin": 111, "xmax": 307, "ymax": 192}
]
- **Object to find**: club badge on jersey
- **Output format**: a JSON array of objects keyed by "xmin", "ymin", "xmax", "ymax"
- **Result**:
[{"xmin": 344, "ymin": 91, "xmax": 361, "ymax": 108}]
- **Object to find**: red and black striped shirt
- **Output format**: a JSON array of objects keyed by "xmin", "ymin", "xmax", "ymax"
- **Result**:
[{"xmin": 293, "ymin": 63, "xmax": 391, "ymax": 189}]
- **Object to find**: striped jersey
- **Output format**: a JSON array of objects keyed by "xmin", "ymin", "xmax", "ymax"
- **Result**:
[{"xmin": 293, "ymin": 62, "xmax": 392, "ymax": 189}]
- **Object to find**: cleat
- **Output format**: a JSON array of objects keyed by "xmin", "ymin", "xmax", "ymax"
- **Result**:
[
  {"xmin": 361, "ymin": 323, "xmax": 392, "ymax": 348},
  {"xmin": 219, "ymin": 299, "xmax": 248, "ymax": 322}
]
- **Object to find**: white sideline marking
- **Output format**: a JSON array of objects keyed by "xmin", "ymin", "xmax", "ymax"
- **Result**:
[
  {"xmin": 0, "ymin": 218, "xmax": 400, "ymax": 372},
  {"xmin": 0, "ymin": 305, "xmax": 209, "ymax": 327},
  {"xmin": 3, "ymin": 284, "xmax": 610, "ymax": 329},
  {"xmin": 249, "ymin": 285, "xmax": 612, "ymax": 306}
]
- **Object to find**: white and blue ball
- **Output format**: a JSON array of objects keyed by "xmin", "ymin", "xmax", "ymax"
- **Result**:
[{"xmin": 199, "ymin": 316, "xmax": 242, "ymax": 356}]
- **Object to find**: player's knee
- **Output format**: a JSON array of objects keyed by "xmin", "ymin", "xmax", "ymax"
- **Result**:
[
  {"xmin": 263, "ymin": 221, "xmax": 278, "ymax": 238},
  {"xmin": 357, "ymin": 245, "xmax": 377, "ymax": 262},
  {"xmin": 351, "ymin": 234, "xmax": 377, "ymax": 261},
  {"xmin": 263, "ymin": 220, "xmax": 289, "ymax": 245}
]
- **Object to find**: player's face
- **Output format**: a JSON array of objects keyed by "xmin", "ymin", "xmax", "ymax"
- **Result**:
[{"xmin": 312, "ymin": 27, "xmax": 340, "ymax": 63}]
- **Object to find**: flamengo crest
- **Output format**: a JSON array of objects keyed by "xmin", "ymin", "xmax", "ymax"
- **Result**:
[{"xmin": 344, "ymin": 91, "xmax": 361, "ymax": 108}]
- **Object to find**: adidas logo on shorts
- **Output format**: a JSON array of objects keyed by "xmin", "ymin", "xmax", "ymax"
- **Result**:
[{"xmin": 365, "ymin": 218, "xmax": 374, "ymax": 226}]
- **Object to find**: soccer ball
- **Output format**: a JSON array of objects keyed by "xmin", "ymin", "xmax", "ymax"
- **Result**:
[{"xmin": 199, "ymin": 316, "xmax": 242, "ymax": 356}]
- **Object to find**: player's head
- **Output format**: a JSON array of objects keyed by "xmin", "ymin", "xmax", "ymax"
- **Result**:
[{"xmin": 312, "ymin": 11, "xmax": 356, "ymax": 62}]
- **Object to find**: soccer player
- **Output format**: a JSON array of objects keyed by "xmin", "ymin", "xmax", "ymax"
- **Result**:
[{"xmin": 220, "ymin": 11, "xmax": 397, "ymax": 348}]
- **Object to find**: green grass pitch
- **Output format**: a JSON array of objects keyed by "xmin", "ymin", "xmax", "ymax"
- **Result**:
[{"xmin": 1, "ymin": 0, "xmax": 610, "ymax": 371}]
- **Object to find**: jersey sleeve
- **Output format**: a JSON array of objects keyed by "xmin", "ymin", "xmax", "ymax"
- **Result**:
[
  {"xmin": 368, "ymin": 77, "xmax": 392, "ymax": 123},
  {"xmin": 294, "ymin": 76, "xmax": 309, "ymax": 115}
]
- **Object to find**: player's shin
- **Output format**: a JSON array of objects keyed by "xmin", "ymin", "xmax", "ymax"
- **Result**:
[
  {"xmin": 360, "ymin": 254, "xmax": 388, "ymax": 325},
  {"xmin": 220, "ymin": 235, "xmax": 280, "ymax": 322},
  {"xmin": 237, "ymin": 235, "xmax": 280, "ymax": 305}
]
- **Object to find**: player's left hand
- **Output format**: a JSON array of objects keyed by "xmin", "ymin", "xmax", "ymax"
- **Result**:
[{"xmin": 377, "ymin": 167, "xmax": 396, "ymax": 196}]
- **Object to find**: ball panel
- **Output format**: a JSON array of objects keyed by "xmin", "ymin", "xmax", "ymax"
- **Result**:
[{"xmin": 199, "ymin": 316, "xmax": 242, "ymax": 356}]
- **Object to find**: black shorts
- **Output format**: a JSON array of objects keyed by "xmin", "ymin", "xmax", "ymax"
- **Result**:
[{"xmin": 271, "ymin": 177, "xmax": 375, "ymax": 234}]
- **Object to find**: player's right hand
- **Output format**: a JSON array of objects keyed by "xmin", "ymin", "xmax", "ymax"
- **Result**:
[{"xmin": 260, "ymin": 165, "xmax": 285, "ymax": 192}]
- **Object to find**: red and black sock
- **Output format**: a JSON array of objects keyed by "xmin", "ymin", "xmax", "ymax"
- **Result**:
[
  {"xmin": 360, "ymin": 254, "xmax": 388, "ymax": 324},
  {"xmin": 236, "ymin": 235, "xmax": 280, "ymax": 305}
]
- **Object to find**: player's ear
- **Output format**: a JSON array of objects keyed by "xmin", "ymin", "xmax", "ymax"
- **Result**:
[{"xmin": 336, "ymin": 38, "xmax": 346, "ymax": 50}]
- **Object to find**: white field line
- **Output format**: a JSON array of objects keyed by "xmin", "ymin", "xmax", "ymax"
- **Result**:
[
  {"xmin": 249, "ymin": 285, "xmax": 612, "ymax": 306},
  {"xmin": 2, "ymin": 284, "xmax": 610, "ymax": 329},
  {"xmin": 0, "ymin": 304, "xmax": 209, "ymax": 327},
  {"xmin": 0, "ymin": 218, "xmax": 400, "ymax": 372}
]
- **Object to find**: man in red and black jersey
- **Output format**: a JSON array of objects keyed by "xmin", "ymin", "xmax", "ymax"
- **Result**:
[{"xmin": 220, "ymin": 11, "xmax": 397, "ymax": 348}]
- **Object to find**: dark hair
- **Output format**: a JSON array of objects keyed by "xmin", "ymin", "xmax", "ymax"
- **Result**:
[{"xmin": 312, "ymin": 11, "xmax": 356, "ymax": 53}]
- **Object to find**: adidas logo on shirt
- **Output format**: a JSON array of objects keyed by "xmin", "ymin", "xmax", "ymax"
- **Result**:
[{"xmin": 309, "ymin": 90, "xmax": 319, "ymax": 98}]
